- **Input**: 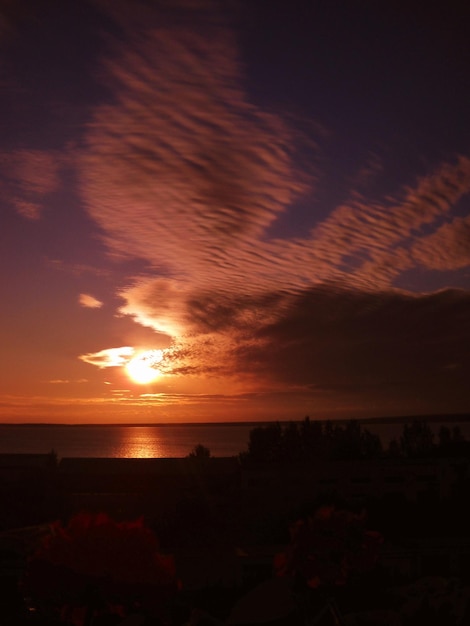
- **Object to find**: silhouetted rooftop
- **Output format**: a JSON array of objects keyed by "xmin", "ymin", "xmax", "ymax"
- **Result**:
[
  {"xmin": 59, "ymin": 456, "xmax": 240, "ymax": 475},
  {"xmin": 0, "ymin": 453, "xmax": 55, "ymax": 469}
]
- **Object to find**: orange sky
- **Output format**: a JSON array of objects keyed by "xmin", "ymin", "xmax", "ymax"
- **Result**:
[{"xmin": 1, "ymin": 1, "xmax": 470, "ymax": 423}]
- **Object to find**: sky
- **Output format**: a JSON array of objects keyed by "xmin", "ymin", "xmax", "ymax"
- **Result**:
[{"xmin": 1, "ymin": 0, "xmax": 469, "ymax": 424}]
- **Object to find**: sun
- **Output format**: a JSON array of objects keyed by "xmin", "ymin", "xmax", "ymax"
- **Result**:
[{"xmin": 125, "ymin": 349, "xmax": 163, "ymax": 384}]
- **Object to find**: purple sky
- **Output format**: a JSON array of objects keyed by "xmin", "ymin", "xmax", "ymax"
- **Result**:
[{"xmin": 1, "ymin": 0, "xmax": 469, "ymax": 423}]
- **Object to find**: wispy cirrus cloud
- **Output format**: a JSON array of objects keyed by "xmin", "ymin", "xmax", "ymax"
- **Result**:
[
  {"xmin": 48, "ymin": 379, "xmax": 88, "ymax": 384},
  {"xmin": 0, "ymin": 149, "xmax": 62, "ymax": 219}
]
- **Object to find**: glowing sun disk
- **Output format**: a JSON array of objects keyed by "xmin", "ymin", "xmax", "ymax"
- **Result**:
[{"xmin": 126, "ymin": 350, "xmax": 163, "ymax": 384}]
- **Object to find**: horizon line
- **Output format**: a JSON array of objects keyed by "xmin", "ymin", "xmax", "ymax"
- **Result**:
[{"xmin": 1, "ymin": 412, "xmax": 470, "ymax": 427}]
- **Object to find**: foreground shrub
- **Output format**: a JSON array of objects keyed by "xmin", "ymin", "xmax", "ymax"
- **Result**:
[{"xmin": 23, "ymin": 512, "xmax": 178, "ymax": 625}]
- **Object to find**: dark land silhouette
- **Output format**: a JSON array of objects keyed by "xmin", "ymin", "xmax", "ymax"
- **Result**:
[{"xmin": 1, "ymin": 417, "xmax": 470, "ymax": 624}]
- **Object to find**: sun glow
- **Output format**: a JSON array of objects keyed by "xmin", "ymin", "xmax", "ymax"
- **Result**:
[{"xmin": 125, "ymin": 350, "xmax": 163, "ymax": 384}]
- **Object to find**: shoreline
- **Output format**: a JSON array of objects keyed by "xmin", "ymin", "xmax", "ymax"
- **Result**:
[{"xmin": 1, "ymin": 412, "xmax": 470, "ymax": 427}]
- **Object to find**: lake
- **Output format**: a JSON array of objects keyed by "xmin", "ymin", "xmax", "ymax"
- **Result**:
[{"xmin": 1, "ymin": 418, "xmax": 468, "ymax": 458}]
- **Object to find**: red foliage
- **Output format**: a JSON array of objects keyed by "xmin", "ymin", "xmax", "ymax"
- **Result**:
[
  {"xmin": 275, "ymin": 506, "xmax": 383, "ymax": 589},
  {"xmin": 23, "ymin": 513, "xmax": 178, "ymax": 618}
]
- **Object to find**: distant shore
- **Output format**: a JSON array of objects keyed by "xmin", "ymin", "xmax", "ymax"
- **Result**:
[{"xmin": 1, "ymin": 413, "xmax": 470, "ymax": 427}]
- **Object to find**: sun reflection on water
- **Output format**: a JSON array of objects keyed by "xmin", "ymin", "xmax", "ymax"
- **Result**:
[{"xmin": 116, "ymin": 426, "xmax": 165, "ymax": 458}]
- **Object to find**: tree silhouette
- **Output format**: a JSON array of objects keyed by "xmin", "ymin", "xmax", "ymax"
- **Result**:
[
  {"xmin": 243, "ymin": 421, "xmax": 283, "ymax": 463},
  {"xmin": 399, "ymin": 419, "xmax": 434, "ymax": 457},
  {"xmin": 242, "ymin": 417, "xmax": 383, "ymax": 464},
  {"xmin": 188, "ymin": 443, "xmax": 211, "ymax": 458}
]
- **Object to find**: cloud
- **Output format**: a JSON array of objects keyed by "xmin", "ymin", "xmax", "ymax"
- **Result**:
[
  {"xmin": 74, "ymin": 1, "xmax": 470, "ymax": 416},
  {"xmin": 305, "ymin": 156, "xmax": 470, "ymax": 290},
  {"xmin": 79, "ymin": 6, "xmax": 306, "ymax": 288},
  {"xmin": 115, "ymin": 276, "xmax": 470, "ymax": 409},
  {"xmin": 79, "ymin": 293, "xmax": 104, "ymax": 309},
  {"xmin": 411, "ymin": 215, "xmax": 470, "ymax": 270},
  {"xmin": 48, "ymin": 259, "xmax": 112, "ymax": 278},
  {"xmin": 11, "ymin": 199, "xmax": 42, "ymax": 220},
  {"xmin": 48, "ymin": 379, "xmax": 88, "ymax": 384},
  {"xmin": 113, "ymin": 157, "xmax": 470, "ymax": 361},
  {"xmin": 81, "ymin": 29, "xmax": 470, "ymax": 297},
  {"xmin": 0, "ymin": 149, "xmax": 61, "ymax": 219},
  {"xmin": 79, "ymin": 2, "xmax": 470, "ymax": 303},
  {"xmin": 79, "ymin": 346, "xmax": 134, "ymax": 368},
  {"xmin": 231, "ymin": 285, "xmax": 470, "ymax": 403}
]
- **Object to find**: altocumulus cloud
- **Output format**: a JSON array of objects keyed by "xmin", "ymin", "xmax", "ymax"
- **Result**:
[
  {"xmin": 411, "ymin": 215, "xmax": 470, "ymax": 270},
  {"xmin": 80, "ymin": 0, "xmax": 305, "ymax": 284},
  {"xmin": 75, "ymin": 0, "xmax": 470, "ymax": 409}
]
